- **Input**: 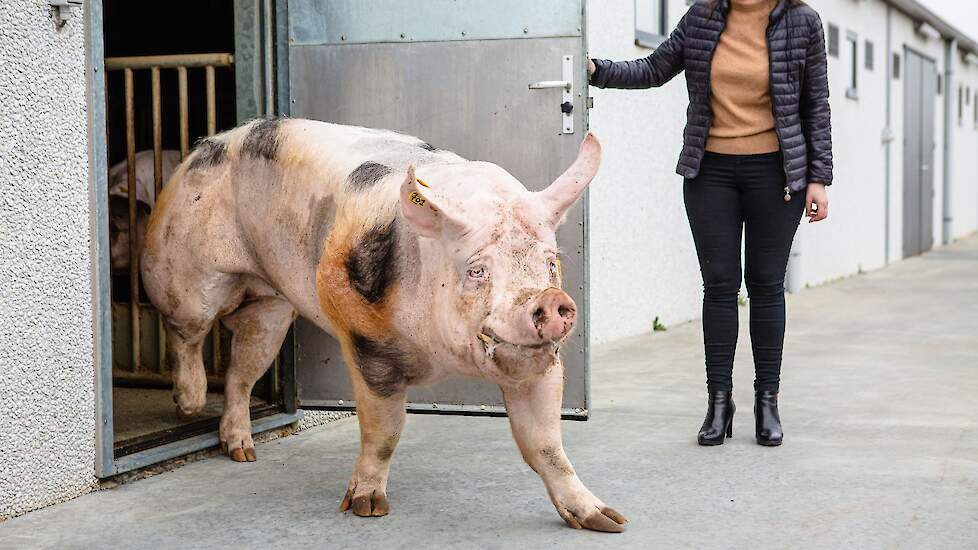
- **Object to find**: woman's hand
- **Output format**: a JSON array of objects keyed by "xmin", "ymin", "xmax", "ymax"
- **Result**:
[
  {"xmin": 805, "ymin": 183, "xmax": 829, "ymax": 223},
  {"xmin": 587, "ymin": 58, "xmax": 596, "ymax": 77}
]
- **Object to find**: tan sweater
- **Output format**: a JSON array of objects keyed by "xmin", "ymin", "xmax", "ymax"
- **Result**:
[{"xmin": 706, "ymin": 0, "xmax": 780, "ymax": 154}]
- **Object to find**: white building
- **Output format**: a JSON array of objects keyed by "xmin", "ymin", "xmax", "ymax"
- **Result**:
[{"xmin": 1, "ymin": 0, "xmax": 976, "ymax": 520}]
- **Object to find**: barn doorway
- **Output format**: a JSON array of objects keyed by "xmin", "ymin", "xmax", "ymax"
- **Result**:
[{"xmin": 99, "ymin": 0, "xmax": 295, "ymax": 472}]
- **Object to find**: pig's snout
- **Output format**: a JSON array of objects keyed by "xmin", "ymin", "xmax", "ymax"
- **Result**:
[{"xmin": 530, "ymin": 288, "xmax": 576, "ymax": 341}]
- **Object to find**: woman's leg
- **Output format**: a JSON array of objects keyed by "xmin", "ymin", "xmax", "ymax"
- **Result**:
[
  {"xmin": 684, "ymin": 154, "xmax": 743, "ymax": 392},
  {"xmin": 741, "ymin": 154, "xmax": 805, "ymax": 392}
]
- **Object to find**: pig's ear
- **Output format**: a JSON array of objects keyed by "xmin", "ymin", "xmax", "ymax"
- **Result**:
[
  {"xmin": 538, "ymin": 132, "xmax": 601, "ymax": 226},
  {"xmin": 399, "ymin": 166, "xmax": 469, "ymax": 239}
]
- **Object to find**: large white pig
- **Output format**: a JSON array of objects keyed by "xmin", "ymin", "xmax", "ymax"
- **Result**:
[{"xmin": 140, "ymin": 118, "xmax": 625, "ymax": 532}]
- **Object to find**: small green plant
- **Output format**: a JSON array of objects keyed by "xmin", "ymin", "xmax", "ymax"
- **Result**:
[
  {"xmin": 652, "ymin": 316, "xmax": 667, "ymax": 332},
  {"xmin": 737, "ymin": 293, "xmax": 748, "ymax": 307}
]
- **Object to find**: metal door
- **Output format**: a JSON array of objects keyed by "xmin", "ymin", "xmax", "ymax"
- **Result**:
[
  {"xmin": 284, "ymin": 0, "xmax": 590, "ymax": 418},
  {"xmin": 902, "ymin": 49, "xmax": 937, "ymax": 258}
]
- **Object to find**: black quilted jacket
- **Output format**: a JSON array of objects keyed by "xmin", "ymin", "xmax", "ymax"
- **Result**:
[{"xmin": 590, "ymin": 0, "xmax": 833, "ymax": 191}]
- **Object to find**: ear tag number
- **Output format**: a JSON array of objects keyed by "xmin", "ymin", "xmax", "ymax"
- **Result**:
[{"xmin": 409, "ymin": 191, "xmax": 427, "ymax": 207}]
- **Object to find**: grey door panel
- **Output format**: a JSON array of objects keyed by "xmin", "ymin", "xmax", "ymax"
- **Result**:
[
  {"xmin": 902, "ymin": 49, "xmax": 936, "ymax": 258},
  {"xmin": 288, "ymin": 13, "xmax": 588, "ymax": 417}
]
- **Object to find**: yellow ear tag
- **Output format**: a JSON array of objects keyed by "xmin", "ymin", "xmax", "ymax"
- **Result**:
[
  {"xmin": 408, "ymin": 191, "xmax": 427, "ymax": 207},
  {"xmin": 416, "ymin": 177, "xmax": 430, "ymax": 188}
]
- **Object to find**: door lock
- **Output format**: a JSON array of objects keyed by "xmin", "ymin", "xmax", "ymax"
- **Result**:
[{"xmin": 528, "ymin": 55, "xmax": 575, "ymax": 134}]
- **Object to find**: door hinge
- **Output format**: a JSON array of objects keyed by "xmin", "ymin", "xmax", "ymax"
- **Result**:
[{"xmin": 49, "ymin": 0, "xmax": 83, "ymax": 29}]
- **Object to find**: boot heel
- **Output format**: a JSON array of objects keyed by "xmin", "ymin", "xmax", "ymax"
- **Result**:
[{"xmin": 726, "ymin": 419, "xmax": 733, "ymax": 438}]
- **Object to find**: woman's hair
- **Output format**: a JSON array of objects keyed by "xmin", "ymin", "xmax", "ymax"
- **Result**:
[{"xmin": 708, "ymin": 0, "xmax": 805, "ymax": 9}]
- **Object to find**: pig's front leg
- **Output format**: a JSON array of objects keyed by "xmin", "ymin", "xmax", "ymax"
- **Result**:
[
  {"xmin": 502, "ymin": 362, "xmax": 627, "ymax": 532},
  {"xmin": 339, "ymin": 374, "xmax": 406, "ymax": 517}
]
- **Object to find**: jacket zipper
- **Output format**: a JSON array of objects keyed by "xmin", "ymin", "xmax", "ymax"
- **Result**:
[
  {"xmin": 704, "ymin": 6, "xmax": 728, "ymax": 156},
  {"xmin": 766, "ymin": 27, "xmax": 791, "ymax": 201},
  {"xmin": 765, "ymin": 7, "xmax": 792, "ymax": 201}
]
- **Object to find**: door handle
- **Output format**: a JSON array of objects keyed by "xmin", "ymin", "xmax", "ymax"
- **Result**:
[
  {"xmin": 528, "ymin": 80, "xmax": 572, "ymax": 91},
  {"xmin": 527, "ymin": 55, "xmax": 574, "ymax": 134}
]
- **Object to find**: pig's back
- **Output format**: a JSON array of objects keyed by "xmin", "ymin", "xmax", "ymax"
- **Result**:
[{"xmin": 147, "ymin": 118, "xmax": 463, "ymax": 324}]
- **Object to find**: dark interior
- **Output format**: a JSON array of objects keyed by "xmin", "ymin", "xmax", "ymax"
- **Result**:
[
  {"xmin": 103, "ymin": 0, "xmax": 237, "ymax": 167},
  {"xmin": 103, "ymin": 0, "xmax": 279, "ymax": 455}
]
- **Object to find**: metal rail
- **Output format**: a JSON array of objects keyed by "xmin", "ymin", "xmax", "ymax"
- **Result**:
[
  {"xmin": 105, "ymin": 53, "xmax": 233, "ymax": 381},
  {"xmin": 104, "ymin": 53, "xmax": 234, "ymax": 70}
]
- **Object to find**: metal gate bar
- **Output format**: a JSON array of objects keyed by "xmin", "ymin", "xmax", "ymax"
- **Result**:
[{"xmin": 105, "ymin": 52, "xmax": 234, "ymax": 384}]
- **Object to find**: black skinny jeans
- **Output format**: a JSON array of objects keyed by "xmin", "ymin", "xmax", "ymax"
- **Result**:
[{"xmin": 684, "ymin": 151, "xmax": 805, "ymax": 393}]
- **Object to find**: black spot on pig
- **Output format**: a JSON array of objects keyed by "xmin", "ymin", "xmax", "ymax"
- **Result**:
[
  {"xmin": 187, "ymin": 138, "xmax": 227, "ymax": 170},
  {"xmin": 346, "ymin": 220, "xmax": 398, "ymax": 303},
  {"xmin": 306, "ymin": 195, "xmax": 336, "ymax": 265},
  {"xmin": 347, "ymin": 161, "xmax": 392, "ymax": 191},
  {"xmin": 352, "ymin": 333, "xmax": 422, "ymax": 397},
  {"xmin": 419, "ymin": 141, "xmax": 438, "ymax": 152},
  {"xmin": 241, "ymin": 117, "xmax": 284, "ymax": 162}
]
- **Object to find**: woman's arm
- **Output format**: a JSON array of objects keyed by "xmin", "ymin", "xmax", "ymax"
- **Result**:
[
  {"xmin": 589, "ymin": 10, "xmax": 690, "ymax": 89},
  {"xmin": 800, "ymin": 13, "xmax": 833, "ymax": 187}
]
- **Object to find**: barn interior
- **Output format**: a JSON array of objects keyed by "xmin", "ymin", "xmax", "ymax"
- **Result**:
[{"xmin": 103, "ymin": 0, "xmax": 283, "ymax": 457}]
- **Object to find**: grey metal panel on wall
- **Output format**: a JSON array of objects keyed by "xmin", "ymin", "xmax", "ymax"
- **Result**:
[
  {"xmin": 288, "ymin": 0, "xmax": 583, "ymax": 45},
  {"xmin": 290, "ymin": 36, "xmax": 589, "ymax": 417},
  {"xmin": 902, "ymin": 49, "xmax": 937, "ymax": 259}
]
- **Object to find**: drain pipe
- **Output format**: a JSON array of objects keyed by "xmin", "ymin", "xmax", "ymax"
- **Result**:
[
  {"xmin": 942, "ymin": 38, "xmax": 956, "ymax": 245},
  {"xmin": 883, "ymin": 5, "xmax": 893, "ymax": 264}
]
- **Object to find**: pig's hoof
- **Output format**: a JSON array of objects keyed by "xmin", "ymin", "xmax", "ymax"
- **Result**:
[
  {"xmin": 339, "ymin": 487, "xmax": 390, "ymax": 517},
  {"xmin": 173, "ymin": 392, "xmax": 206, "ymax": 419},
  {"xmin": 221, "ymin": 441, "xmax": 257, "ymax": 462},
  {"xmin": 220, "ymin": 429, "xmax": 257, "ymax": 462},
  {"xmin": 557, "ymin": 505, "xmax": 628, "ymax": 533}
]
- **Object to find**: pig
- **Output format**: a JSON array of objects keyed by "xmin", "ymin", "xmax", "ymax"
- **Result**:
[
  {"xmin": 108, "ymin": 149, "xmax": 181, "ymax": 270},
  {"xmin": 140, "ymin": 118, "xmax": 626, "ymax": 532}
]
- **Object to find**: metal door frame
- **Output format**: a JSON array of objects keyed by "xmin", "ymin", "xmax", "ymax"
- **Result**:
[
  {"xmin": 91, "ymin": 0, "xmax": 301, "ymax": 478},
  {"xmin": 279, "ymin": 0, "xmax": 592, "ymax": 420}
]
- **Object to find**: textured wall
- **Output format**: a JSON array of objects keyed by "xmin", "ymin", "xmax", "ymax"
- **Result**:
[
  {"xmin": 950, "ymin": 48, "xmax": 978, "ymax": 240},
  {"xmin": 586, "ymin": 0, "xmax": 703, "ymax": 344},
  {"xmin": 0, "ymin": 0, "xmax": 97, "ymax": 519}
]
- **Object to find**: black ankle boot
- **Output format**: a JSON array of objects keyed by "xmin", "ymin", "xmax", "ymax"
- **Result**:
[
  {"xmin": 755, "ymin": 390, "xmax": 783, "ymax": 446},
  {"xmin": 698, "ymin": 390, "xmax": 735, "ymax": 446}
]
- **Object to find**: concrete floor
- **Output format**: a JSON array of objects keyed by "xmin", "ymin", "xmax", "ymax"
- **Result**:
[
  {"xmin": 3, "ymin": 236, "xmax": 977, "ymax": 549},
  {"xmin": 112, "ymin": 388, "xmax": 226, "ymax": 442}
]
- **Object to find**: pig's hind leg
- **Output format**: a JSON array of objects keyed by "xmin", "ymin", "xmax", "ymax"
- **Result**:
[
  {"xmin": 155, "ymin": 272, "xmax": 240, "ymax": 419},
  {"xmin": 219, "ymin": 296, "xmax": 295, "ymax": 462}
]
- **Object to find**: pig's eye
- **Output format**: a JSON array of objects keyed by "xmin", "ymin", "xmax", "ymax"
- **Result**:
[
  {"xmin": 467, "ymin": 266, "xmax": 488, "ymax": 280},
  {"xmin": 548, "ymin": 260, "xmax": 559, "ymax": 275}
]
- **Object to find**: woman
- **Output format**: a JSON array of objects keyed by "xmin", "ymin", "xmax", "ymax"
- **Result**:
[{"xmin": 588, "ymin": 0, "xmax": 832, "ymax": 446}]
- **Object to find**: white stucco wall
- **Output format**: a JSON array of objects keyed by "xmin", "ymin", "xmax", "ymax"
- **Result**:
[
  {"xmin": 0, "ymin": 0, "xmax": 97, "ymax": 519},
  {"xmin": 794, "ymin": 0, "xmax": 892, "ymax": 286},
  {"xmin": 586, "ymin": 0, "xmax": 702, "ymax": 344},
  {"xmin": 951, "ymin": 56, "xmax": 978, "ymax": 240}
]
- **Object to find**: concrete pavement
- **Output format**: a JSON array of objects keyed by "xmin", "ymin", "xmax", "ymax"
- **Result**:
[{"xmin": 2, "ymin": 236, "xmax": 977, "ymax": 549}]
